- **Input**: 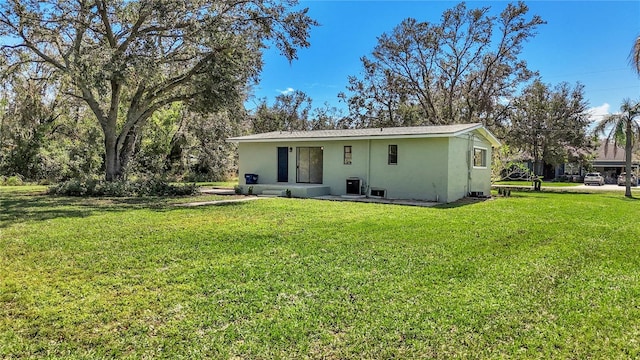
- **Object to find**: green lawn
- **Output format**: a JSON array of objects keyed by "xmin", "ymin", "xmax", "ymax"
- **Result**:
[{"xmin": 1, "ymin": 187, "xmax": 639, "ymax": 358}]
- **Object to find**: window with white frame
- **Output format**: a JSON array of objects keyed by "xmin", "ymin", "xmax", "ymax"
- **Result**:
[
  {"xmin": 388, "ymin": 145, "xmax": 397, "ymax": 165},
  {"xmin": 474, "ymin": 147, "xmax": 487, "ymax": 167},
  {"xmin": 344, "ymin": 146, "xmax": 352, "ymax": 165}
]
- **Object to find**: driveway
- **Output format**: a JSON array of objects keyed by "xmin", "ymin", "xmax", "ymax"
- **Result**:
[{"xmin": 573, "ymin": 184, "xmax": 639, "ymax": 191}]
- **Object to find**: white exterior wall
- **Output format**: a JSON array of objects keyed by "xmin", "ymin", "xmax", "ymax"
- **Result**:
[
  {"xmin": 367, "ymin": 138, "xmax": 449, "ymax": 201},
  {"xmin": 237, "ymin": 142, "xmax": 279, "ymax": 184},
  {"xmin": 470, "ymin": 134, "xmax": 493, "ymax": 196},
  {"xmin": 446, "ymin": 136, "xmax": 471, "ymax": 203},
  {"xmin": 236, "ymin": 132, "xmax": 494, "ymax": 202},
  {"xmin": 237, "ymin": 141, "xmax": 370, "ymax": 194},
  {"xmin": 445, "ymin": 132, "xmax": 493, "ymax": 201}
]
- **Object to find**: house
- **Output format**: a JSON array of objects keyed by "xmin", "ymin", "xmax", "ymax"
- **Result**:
[
  {"xmin": 553, "ymin": 144, "xmax": 640, "ymax": 183},
  {"xmin": 227, "ymin": 123, "xmax": 501, "ymax": 203},
  {"xmin": 589, "ymin": 144, "xmax": 639, "ymax": 183}
]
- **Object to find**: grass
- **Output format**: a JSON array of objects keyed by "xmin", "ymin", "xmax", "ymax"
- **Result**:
[{"xmin": 1, "ymin": 186, "xmax": 640, "ymax": 358}]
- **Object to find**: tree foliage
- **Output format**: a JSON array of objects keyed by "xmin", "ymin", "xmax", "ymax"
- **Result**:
[
  {"xmin": 508, "ymin": 80, "xmax": 593, "ymax": 177},
  {"xmin": 0, "ymin": 0, "xmax": 317, "ymax": 180},
  {"xmin": 251, "ymin": 91, "xmax": 347, "ymax": 132},
  {"xmin": 341, "ymin": 1, "xmax": 544, "ymax": 130},
  {"xmin": 252, "ymin": 90, "xmax": 313, "ymax": 132},
  {"xmin": 0, "ymin": 72, "xmax": 104, "ymax": 182},
  {"xmin": 0, "ymin": 69, "xmax": 58, "ymax": 180},
  {"xmin": 594, "ymin": 99, "xmax": 640, "ymax": 197},
  {"xmin": 632, "ymin": 35, "xmax": 640, "ymax": 76}
]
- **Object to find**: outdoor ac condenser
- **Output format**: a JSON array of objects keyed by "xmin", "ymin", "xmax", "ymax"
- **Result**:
[{"xmin": 346, "ymin": 177, "xmax": 361, "ymax": 195}]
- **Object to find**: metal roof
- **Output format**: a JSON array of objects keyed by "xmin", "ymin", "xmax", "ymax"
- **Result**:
[{"xmin": 228, "ymin": 123, "xmax": 501, "ymax": 147}]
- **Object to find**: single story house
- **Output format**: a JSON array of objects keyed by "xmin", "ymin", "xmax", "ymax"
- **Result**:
[
  {"xmin": 557, "ymin": 144, "xmax": 639, "ymax": 183},
  {"xmin": 590, "ymin": 144, "xmax": 639, "ymax": 183},
  {"xmin": 227, "ymin": 123, "xmax": 501, "ymax": 203}
]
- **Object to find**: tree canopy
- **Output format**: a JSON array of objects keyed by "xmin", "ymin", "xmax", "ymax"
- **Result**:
[
  {"xmin": 340, "ymin": 1, "xmax": 545, "ymax": 131},
  {"xmin": 508, "ymin": 80, "xmax": 593, "ymax": 177},
  {"xmin": 0, "ymin": 0, "xmax": 317, "ymax": 180}
]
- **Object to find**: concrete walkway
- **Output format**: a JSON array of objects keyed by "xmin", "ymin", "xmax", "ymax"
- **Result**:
[
  {"xmin": 199, "ymin": 188, "xmax": 237, "ymax": 195},
  {"xmin": 314, "ymin": 195, "xmax": 440, "ymax": 207},
  {"xmin": 573, "ymin": 184, "xmax": 639, "ymax": 191},
  {"xmin": 174, "ymin": 196, "xmax": 261, "ymax": 207}
]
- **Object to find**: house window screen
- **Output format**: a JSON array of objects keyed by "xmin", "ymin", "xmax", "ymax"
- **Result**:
[
  {"xmin": 474, "ymin": 148, "xmax": 487, "ymax": 167},
  {"xmin": 388, "ymin": 145, "xmax": 397, "ymax": 165},
  {"xmin": 344, "ymin": 146, "xmax": 352, "ymax": 165}
]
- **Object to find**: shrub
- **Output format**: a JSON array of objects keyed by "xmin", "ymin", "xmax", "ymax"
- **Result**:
[
  {"xmin": 2, "ymin": 175, "xmax": 25, "ymax": 186},
  {"xmin": 48, "ymin": 178, "xmax": 199, "ymax": 197}
]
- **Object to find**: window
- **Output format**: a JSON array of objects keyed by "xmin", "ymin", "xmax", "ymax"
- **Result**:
[
  {"xmin": 388, "ymin": 145, "xmax": 398, "ymax": 165},
  {"xmin": 344, "ymin": 146, "xmax": 352, "ymax": 165},
  {"xmin": 474, "ymin": 148, "xmax": 487, "ymax": 167}
]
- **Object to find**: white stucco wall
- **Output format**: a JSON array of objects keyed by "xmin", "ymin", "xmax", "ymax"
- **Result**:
[
  {"xmin": 236, "ymin": 132, "xmax": 494, "ymax": 202},
  {"xmin": 446, "ymin": 132, "xmax": 494, "ymax": 201},
  {"xmin": 237, "ymin": 141, "xmax": 370, "ymax": 193},
  {"xmin": 470, "ymin": 134, "xmax": 493, "ymax": 196},
  {"xmin": 367, "ymin": 138, "xmax": 449, "ymax": 201}
]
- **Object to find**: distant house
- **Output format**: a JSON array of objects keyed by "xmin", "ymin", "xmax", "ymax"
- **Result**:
[
  {"xmin": 554, "ymin": 144, "xmax": 639, "ymax": 183},
  {"xmin": 590, "ymin": 145, "xmax": 639, "ymax": 183},
  {"xmin": 227, "ymin": 123, "xmax": 501, "ymax": 203}
]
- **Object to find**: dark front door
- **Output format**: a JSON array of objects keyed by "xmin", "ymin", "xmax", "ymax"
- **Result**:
[{"xmin": 277, "ymin": 147, "xmax": 288, "ymax": 182}]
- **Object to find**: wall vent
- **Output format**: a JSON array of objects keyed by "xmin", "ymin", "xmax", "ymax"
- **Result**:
[{"xmin": 370, "ymin": 188, "xmax": 386, "ymax": 198}]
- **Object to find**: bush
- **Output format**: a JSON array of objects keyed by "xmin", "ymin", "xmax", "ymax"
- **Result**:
[
  {"xmin": 48, "ymin": 178, "xmax": 199, "ymax": 197},
  {"xmin": 1, "ymin": 175, "xmax": 25, "ymax": 186}
]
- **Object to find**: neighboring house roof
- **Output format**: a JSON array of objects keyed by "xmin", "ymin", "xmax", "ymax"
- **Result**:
[
  {"xmin": 228, "ymin": 123, "xmax": 501, "ymax": 147},
  {"xmin": 596, "ymin": 144, "xmax": 627, "ymax": 161},
  {"xmin": 593, "ymin": 143, "xmax": 639, "ymax": 166}
]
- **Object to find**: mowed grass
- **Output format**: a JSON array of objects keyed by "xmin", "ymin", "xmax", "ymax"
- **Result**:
[{"xmin": 1, "ymin": 187, "xmax": 639, "ymax": 359}]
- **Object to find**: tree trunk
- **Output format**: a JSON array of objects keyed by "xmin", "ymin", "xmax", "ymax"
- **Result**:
[
  {"xmin": 104, "ymin": 128, "xmax": 122, "ymax": 181},
  {"xmin": 625, "ymin": 121, "xmax": 633, "ymax": 198}
]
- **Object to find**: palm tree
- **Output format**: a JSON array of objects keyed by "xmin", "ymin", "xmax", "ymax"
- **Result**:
[
  {"xmin": 594, "ymin": 99, "xmax": 640, "ymax": 197},
  {"xmin": 633, "ymin": 35, "xmax": 640, "ymax": 75}
]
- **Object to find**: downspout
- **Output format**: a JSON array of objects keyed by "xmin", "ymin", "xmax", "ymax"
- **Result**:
[
  {"xmin": 467, "ymin": 133, "xmax": 473, "ymax": 196},
  {"xmin": 366, "ymin": 139, "xmax": 371, "ymax": 196}
]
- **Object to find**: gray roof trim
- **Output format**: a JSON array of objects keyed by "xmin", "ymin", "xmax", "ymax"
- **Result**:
[{"xmin": 228, "ymin": 123, "xmax": 502, "ymax": 147}]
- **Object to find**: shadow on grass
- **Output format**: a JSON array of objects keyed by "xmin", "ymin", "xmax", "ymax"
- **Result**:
[
  {"xmin": 0, "ymin": 188, "xmax": 254, "ymax": 229},
  {"xmin": 0, "ymin": 191, "xmax": 188, "ymax": 229},
  {"xmin": 0, "ymin": 194, "xmax": 118, "ymax": 229},
  {"xmin": 434, "ymin": 197, "xmax": 493, "ymax": 209}
]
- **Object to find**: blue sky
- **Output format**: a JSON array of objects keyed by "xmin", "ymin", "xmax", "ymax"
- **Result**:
[{"xmin": 251, "ymin": 0, "xmax": 640, "ymax": 121}]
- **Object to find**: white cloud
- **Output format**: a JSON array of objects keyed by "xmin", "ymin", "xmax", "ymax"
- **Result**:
[
  {"xmin": 587, "ymin": 103, "xmax": 611, "ymax": 123},
  {"xmin": 277, "ymin": 87, "xmax": 294, "ymax": 95}
]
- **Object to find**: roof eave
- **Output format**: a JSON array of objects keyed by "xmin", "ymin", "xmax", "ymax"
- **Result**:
[
  {"xmin": 229, "ymin": 132, "xmax": 471, "ymax": 143},
  {"xmin": 227, "ymin": 123, "xmax": 502, "ymax": 147}
]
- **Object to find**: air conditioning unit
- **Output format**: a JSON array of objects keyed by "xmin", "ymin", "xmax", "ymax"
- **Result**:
[{"xmin": 346, "ymin": 177, "xmax": 361, "ymax": 195}]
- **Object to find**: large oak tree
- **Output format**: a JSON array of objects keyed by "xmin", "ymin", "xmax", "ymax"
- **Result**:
[{"xmin": 0, "ymin": 0, "xmax": 316, "ymax": 180}]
